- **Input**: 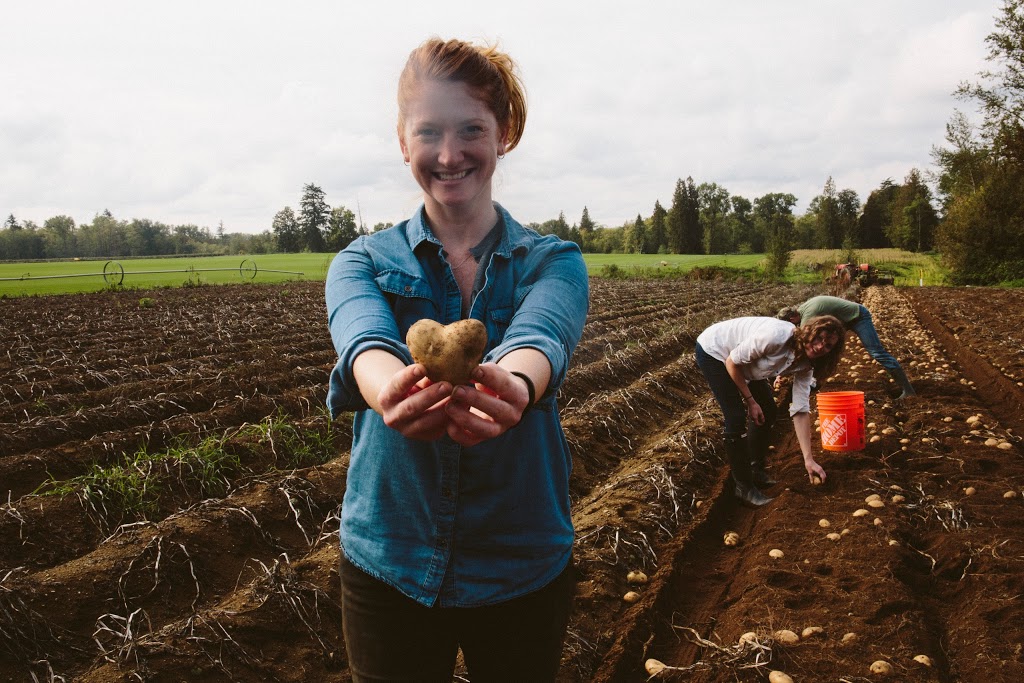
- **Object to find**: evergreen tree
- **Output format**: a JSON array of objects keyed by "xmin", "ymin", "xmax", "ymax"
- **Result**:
[
  {"xmin": 648, "ymin": 200, "xmax": 668, "ymax": 253},
  {"xmin": 887, "ymin": 169, "xmax": 937, "ymax": 251},
  {"xmin": 667, "ymin": 177, "xmax": 701, "ymax": 253},
  {"xmin": 859, "ymin": 180, "xmax": 897, "ymax": 248},
  {"xmin": 578, "ymin": 206, "xmax": 595, "ymax": 252},
  {"xmin": 814, "ymin": 176, "xmax": 842, "ymax": 249},
  {"xmin": 298, "ymin": 183, "xmax": 329, "ymax": 252}
]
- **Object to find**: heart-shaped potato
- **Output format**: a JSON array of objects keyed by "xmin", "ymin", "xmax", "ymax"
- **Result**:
[{"xmin": 406, "ymin": 318, "xmax": 488, "ymax": 386}]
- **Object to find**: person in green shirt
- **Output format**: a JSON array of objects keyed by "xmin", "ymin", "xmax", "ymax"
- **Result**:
[{"xmin": 778, "ymin": 295, "xmax": 915, "ymax": 399}]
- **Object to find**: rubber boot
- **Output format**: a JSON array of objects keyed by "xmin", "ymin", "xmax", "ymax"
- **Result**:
[
  {"xmin": 748, "ymin": 428, "xmax": 778, "ymax": 488},
  {"xmin": 888, "ymin": 366, "xmax": 916, "ymax": 399},
  {"xmin": 727, "ymin": 436, "xmax": 773, "ymax": 507}
]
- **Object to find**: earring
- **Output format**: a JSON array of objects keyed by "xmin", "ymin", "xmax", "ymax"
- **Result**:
[
  {"xmin": 498, "ymin": 152, "xmax": 505, "ymax": 160},
  {"xmin": 403, "ymin": 159, "xmax": 410, "ymax": 166}
]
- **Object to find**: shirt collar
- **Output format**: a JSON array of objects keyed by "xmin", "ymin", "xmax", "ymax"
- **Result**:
[{"xmin": 405, "ymin": 203, "xmax": 531, "ymax": 258}]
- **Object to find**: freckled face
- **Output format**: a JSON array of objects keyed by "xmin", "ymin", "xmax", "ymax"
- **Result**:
[{"xmin": 399, "ymin": 79, "xmax": 505, "ymax": 215}]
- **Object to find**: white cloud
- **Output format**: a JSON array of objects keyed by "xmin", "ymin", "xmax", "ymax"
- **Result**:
[{"xmin": 0, "ymin": 0, "xmax": 997, "ymax": 232}]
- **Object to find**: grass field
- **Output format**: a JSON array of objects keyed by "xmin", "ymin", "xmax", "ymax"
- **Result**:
[
  {"xmin": 0, "ymin": 249, "xmax": 948, "ymax": 297},
  {"xmin": 0, "ymin": 254, "xmax": 333, "ymax": 296}
]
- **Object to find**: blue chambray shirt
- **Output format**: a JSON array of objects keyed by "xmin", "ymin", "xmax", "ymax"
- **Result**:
[{"xmin": 325, "ymin": 203, "xmax": 589, "ymax": 608}]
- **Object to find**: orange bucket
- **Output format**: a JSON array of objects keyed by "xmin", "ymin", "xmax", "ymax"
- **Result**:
[{"xmin": 817, "ymin": 391, "xmax": 866, "ymax": 452}]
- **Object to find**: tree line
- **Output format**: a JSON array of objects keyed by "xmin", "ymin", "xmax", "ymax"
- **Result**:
[
  {"xmin": 930, "ymin": 0, "xmax": 1024, "ymax": 284},
  {"xmin": 4, "ymin": 1, "xmax": 1021, "ymax": 283},
  {"xmin": 528, "ymin": 171, "xmax": 935, "ymax": 262}
]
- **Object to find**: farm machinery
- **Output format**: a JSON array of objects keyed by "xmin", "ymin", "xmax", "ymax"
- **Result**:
[{"xmin": 829, "ymin": 262, "xmax": 895, "ymax": 288}]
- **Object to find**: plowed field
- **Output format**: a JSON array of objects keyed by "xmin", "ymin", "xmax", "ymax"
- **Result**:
[{"xmin": 1, "ymin": 280, "xmax": 1021, "ymax": 682}]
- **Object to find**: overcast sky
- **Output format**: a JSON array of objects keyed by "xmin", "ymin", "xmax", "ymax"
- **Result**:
[{"xmin": 1, "ymin": 1, "xmax": 998, "ymax": 234}]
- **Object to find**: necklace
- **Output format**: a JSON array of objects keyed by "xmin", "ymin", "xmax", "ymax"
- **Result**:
[{"xmin": 447, "ymin": 250, "xmax": 477, "ymax": 271}]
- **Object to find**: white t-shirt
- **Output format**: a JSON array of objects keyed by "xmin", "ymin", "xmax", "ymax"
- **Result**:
[{"xmin": 696, "ymin": 317, "xmax": 814, "ymax": 416}]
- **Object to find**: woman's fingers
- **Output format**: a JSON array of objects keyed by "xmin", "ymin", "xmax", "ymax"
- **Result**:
[{"xmin": 379, "ymin": 364, "xmax": 452, "ymax": 438}]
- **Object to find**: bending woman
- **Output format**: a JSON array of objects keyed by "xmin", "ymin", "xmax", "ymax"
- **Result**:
[
  {"xmin": 324, "ymin": 38, "xmax": 589, "ymax": 682},
  {"xmin": 695, "ymin": 315, "xmax": 846, "ymax": 506}
]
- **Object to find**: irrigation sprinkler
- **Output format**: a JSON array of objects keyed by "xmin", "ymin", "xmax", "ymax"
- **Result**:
[{"xmin": 0, "ymin": 259, "xmax": 304, "ymax": 284}]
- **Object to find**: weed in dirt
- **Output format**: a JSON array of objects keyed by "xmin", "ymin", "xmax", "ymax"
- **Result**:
[
  {"xmin": 36, "ymin": 434, "xmax": 244, "ymax": 531},
  {"xmin": 238, "ymin": 409, "xmax": 340, "ymax": 469}
]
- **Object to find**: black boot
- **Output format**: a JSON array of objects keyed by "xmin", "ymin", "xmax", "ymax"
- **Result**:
[
  {"xmin": 748, "ymin": 428, "xmax": 778, "ymax": 488},
  {"xmin": 888, "ymin": 366, "xmax": 916, "ymax": 399},
  {"xmin": 726, "ymin": 436, "xmax": 773, "ymax": 507}
]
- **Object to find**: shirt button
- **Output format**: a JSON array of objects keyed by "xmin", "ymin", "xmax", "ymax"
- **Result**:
[{"xmin": 404, "ymin": 285, "xmax": 412, "ymax": 292}]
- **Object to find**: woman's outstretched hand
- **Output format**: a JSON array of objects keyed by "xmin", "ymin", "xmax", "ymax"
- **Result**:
[
  {"xmin": 378, "ymin": 363, "xmax": 452, "ymax": 441},
  {"xmin": 444, "ymin": 363, "xmax": 531, "ymax": 447}
]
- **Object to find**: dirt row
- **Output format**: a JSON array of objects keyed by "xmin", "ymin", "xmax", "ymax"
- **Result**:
[{"xmin": 1, "ymin": 280, "xmax": 1021, "ymax": 682}]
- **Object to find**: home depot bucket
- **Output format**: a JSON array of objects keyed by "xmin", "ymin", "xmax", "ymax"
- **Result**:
[{"xmin": 817, "ymin": 391, "xmax": 866, "ymax": 452}]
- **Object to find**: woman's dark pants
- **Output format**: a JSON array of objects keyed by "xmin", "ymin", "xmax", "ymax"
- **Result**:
[
  {"xmin": 340, "ymin": 554, "xmax": 575, "ymax": 683},
  {"xmin": 695, "ymin": 343, "xmax": 777, "ymax": 485}
]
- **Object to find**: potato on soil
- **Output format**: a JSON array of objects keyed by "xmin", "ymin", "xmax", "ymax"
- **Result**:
[
  {"xmin": 645, "ymin": 658, "xmax": 667, "ymax": 675},
  {"xmin": 406, "ymin": 318, "xmax": 487, "ymax": 386},
  {"xmin": 723, "ymin": 531, "xmax": 740, "ymax": 546},
  {"xmin": 626, "ymin": 570, "xmax": 648, "ymax": 585},
  {"xmin": 773, "ymin": 629, "xmax": 800, "ymax": 645},
  {"xmin": 870, "ymin": 660, "xmax": 893, "ymax": 675},
  {"xmin": 623, "ymin": 590, "xmax": 641, "ymax": 603},
  {"xmin": 914, "ymin": 654, "xmax": 934, "ymax": 667},
  {"xmin": 768, "ymin": 672, "xmax": 794, "ymax": 683}
]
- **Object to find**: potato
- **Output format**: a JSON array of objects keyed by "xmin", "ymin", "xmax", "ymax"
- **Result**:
[
  {"xmin": 406, "ymin": 318, "xmax": 487, "ymax": 386},
  {"xmin": 773, "ymin": 629, "xmax": 800, "ymax": 645},
  {"xmin": 914, "ymin": 654, "xmax": 933, "ymax": 667},
  {"xmin": 627, "ymin": 570, "xmax": 648, "ymax": 585},
  {"xmin": 964, "ymin": 486, "xmax": 977, "ymax": 496},
  {"xmin": 841, "ymin": 632, "xmax": 857, "ymax": 644},
  {"xmin": 852, "ymin": 508, "xmax": 870, "ymax": 517},
  {"xmin": 623, "ymin": 590, "xmax": 641, "ymax": 603},
  {"xmin": 645, "ymin": 658, "xmax": 667, "ymax": 675},
  {"xmin": 812, "ymin": 475, "xmax": 823, "ymax": 486},
  {"xmin": 738, "ymin": 631, "xmax": 759, "ymax": 645},
  {"xmin": 870, "ymin": 660, "xmax": 893, "ymax": 675},
  {"xmin": 769, "ymin": 548, "xmax": 785, "ymax": 559},
  {"xmin": 801, "ymin": 625, "xmax": 824, "ymax": 639},
  {"xmin": 1005, "ymin": 490, "xmax": 1020, "ymax": 499},
  {"xmin": 768, "ymin": 672, "xmax": 794, "ymax": 683},
  {"xmin": 826, "ymin": 532, "xmax": 841, "ymax": 542},
  {"xmin": 723, "ymin": 531, "xmax": 740, "ymax": 547}
]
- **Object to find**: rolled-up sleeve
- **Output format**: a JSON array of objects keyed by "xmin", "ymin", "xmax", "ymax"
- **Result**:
[
  {"xmin": 488, "ymin": 240, "xmax": 589, "ymax": 396},
  {"xmin": 325, "ymin": 238, "xmax": 414, "ymax": 414},
  {"xmin": 789, "ymin": 367, "xmax": 814, "ymax": 416}
]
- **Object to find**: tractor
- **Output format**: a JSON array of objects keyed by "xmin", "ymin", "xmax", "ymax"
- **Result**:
[{"xmin": 829, "ymin": 262, "xmax": 895, "ymax": 290}]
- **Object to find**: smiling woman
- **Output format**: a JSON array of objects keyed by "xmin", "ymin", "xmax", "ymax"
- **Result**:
[
  {"xmin": 693, "ymin": 314, "xmax": 846, "ymax": 506},
  {"xmin": 324, "ymin": 38, "xmax": 589, "ymax": 683}
]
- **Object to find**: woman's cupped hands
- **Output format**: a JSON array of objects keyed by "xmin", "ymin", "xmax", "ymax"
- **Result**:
[{"xmin": 378, "ymin": 363, "xmax": 529, "ymax": 446}]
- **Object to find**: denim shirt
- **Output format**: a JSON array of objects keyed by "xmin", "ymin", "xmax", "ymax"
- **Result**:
[{"xmin": 325, "ymin": 203, "xmax": 589, "ymax": 607}]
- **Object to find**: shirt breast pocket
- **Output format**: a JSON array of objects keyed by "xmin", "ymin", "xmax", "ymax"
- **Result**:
[{"xmin": 375, "ymin": 270, "xmax": 436, "ymax": 336}]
